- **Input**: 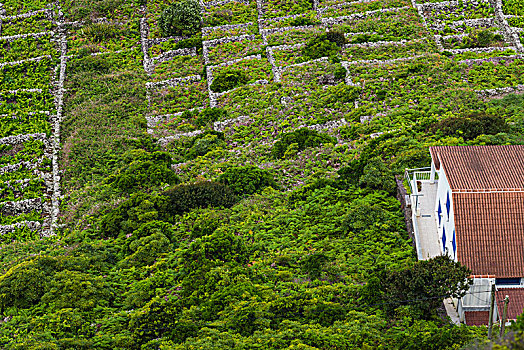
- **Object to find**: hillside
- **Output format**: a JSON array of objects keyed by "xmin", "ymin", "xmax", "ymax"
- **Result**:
[{"xmin": 1, "ymin": 0, "xmax": 524, "ymax": 348}]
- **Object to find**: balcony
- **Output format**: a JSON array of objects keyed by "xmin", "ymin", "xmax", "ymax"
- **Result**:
[{"xmin": 404, "ymin": 168, "xmax": 441, "ymax": 260}]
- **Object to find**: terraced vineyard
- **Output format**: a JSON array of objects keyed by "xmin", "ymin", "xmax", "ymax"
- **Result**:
[
  {"xmin": 0, "ymin": 2, "xmax": 66, "ymax": 240},
  {"xmin": 0, "ymin": 0, "xmax": 524, "ymax": 347}
]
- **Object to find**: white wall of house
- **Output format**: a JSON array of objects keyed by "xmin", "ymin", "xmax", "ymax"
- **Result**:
[{"xmin": 433, "ymin": 159, "xmax": 457, "ymax": 260}]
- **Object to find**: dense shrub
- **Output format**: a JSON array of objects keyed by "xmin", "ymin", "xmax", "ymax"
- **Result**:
[
  {"xmin": 302, "ymin": 30, "xmax": 345, "ymax": 60},
  {"xmin": 159, "ymin": 0, "xmax": 202, "ymax": 36},
  {"xmin": 119, "ymin": 232, "xmax": 172, "ymax": 268},
  {"xmin": 272, "ymin": 128, "xmax": 337, "ymax": 159},
  {"xmin": 430, "ymin": 112, "xmax": 508, "ymax": 140},
  {"xmin": 333, "ymin": 64, "xmax": 347, "ymax": 80},
  {"xmin": 41, "ymin": 271, "xmax": 113, "ymax": 311},
  {"xmin": 186, "ymin": 132, "xmax": 227, "ymax": 160},
  {"xmin": 172, "ymin": 37, "xmax": 204, "ymax": 53},
  {"xmin": 349, "ymin": 33, "xmax": 382, "ymax": 44},
  {"xmin": 301, "ymin": 252, "xmax": 331, "ymax": 279},
  {"xmin": 288, "ymin": 178, "xmax": 336, "ymax": 205},
  {"xmin": 358, "ymin": 157, "xmax": 396, "ymax": 195},
  {"xmin": 289, "ymin": 17, "xmax": 320, "ymax": 26},
  {"xmin": 162, "ymin": 181, "xmax": 237, "ymax": 217},
  {"xmin": 218, "ymin": 165, "xmax": 278, "ymax": 196},
  {"xmin": 66, "ymin": 0, "xmax": 124, "ymax": 20},
  {"xmin": 0, "ymin": 256, "xmax": 59, "ymax": 310},
  {"xmin": 100, "ymin": 193, "xmax": 168, "ymax": 238},
  {"xmin": 195, "ymin": 107, "xmax": 228, "ymax": 127},
  {"xmin": 303, "ymin": 37, "xmax": 340, "ymax": 60},
  {"xmin": 325, "ymin": 30, "xmax": 346, "ymax": 47},
  {"xmin": 109, "ymin": 151, "xmax": 179, "ymax": 192},
  {"xmin": 326, "ymin": 83, "xmax": 361, "ymax": 103},
  {"xmin": 374, "ymin": 255, "xmax": 472, "ymax": 317},
  {"xmin": 182, "ymin": 209, "xmax": 231, "ymax": 239},
  {"xmin": 210, "ymin": 69, "xmax": 249, "ymax": 93}
]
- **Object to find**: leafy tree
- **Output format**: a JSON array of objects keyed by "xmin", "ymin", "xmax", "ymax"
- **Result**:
[
  {"xmin": 0, "ymin": 256, "xmax": 60, "ymax": 310},
  {"xmin": 162, "ymin": 181, "xmax": 237, "ymax": 217},
  {"xmin": 159, "ymin": 0, "xmax": 202, "ymax": 37},
  {"xmin": 377, "ymin": 255, "xmax": 472, "ymax": 317}
]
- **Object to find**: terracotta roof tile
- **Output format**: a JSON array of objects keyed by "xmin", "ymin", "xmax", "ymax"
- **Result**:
[
  {"xmin": 464, "ymin": 311, "xmax": 490, "ymax": 326},
  {"xmin": 429, "ymin": 145, "xmax": 524, "ymax": 190},
  {"xmin": 496, "ymin": 288, "xmax": 524, "ymax": 321},
  {"xmin": 454, "ymin": 192, "xmax": 524, "ymax": 278}
]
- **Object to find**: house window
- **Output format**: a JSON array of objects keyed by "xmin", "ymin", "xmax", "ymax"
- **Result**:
[
  {"xmin": 438, "ymin": 201, "xmax": 442, "ymax": 226},
  {"xmin": 446, "ymin": 192, "xmax": 451, "ymax": 220},
  {"xmin": 495, "ymin": 278, "xmax": 521, "ymax": 285},
  {"xmin": 442, "ymin": 227, "xmax": 446, "ymax": 252},
  {"xmin": 452, "ymin": 229, "xmax": 456, "ymax": 258}
]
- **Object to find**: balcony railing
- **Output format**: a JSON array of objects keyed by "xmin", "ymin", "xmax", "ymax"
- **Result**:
[
  {"xmin": 404, "ymin": 167, "xmax": 439, "ymax": 215},
  {"xmin": 404, "ymin": 167, "xmax": 438, "ymax": 195}
]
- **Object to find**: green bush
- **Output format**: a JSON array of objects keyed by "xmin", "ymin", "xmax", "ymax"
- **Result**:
[
  {"xmin": 377, "ymin": 255, "xmax": 472, "ymax": 317},
  {"xmin": 162, "ymin": 181, "xmax": 237, "ymax": 217},
  {"xmin": 326, "ymin": 83, "xmax": 361, "ymax": 103},
  {"xmin": 159, "ymin": 0, "xmax": 202, "ymax": 37},
  {"xmin": 302, "ymin": 31, "xmax": 345, "ymax": 60},
  {"xmin": 288, "ymin": 178, "xmax": 336, "ymax": 205},
  {"xmin": 41, "ymin": 271, "xmax": 113, "ymax": 311},
  {"xmin": 429, "ymin": 112, "xmax": 508, "ymax": 140},
  {"xmin": 358, "ymin": 157, "xmax": 396, "ymax": 195},
  {"xmin": 195, "ymin": 107, "xmax": 228, "ymax": 127},
  {"xmin": 303, "ymin": 38, "xmax": 340, "ymax": 60},
  {"xmin": 218, "ymin": 165, "xmax": 278, "ymax": 196},
  {"xmin": 301, "ymin": 252, "xmax": 330, "ymax": 279},
  {"xmin": 460, "ymin": 29, "xmax": 503, "ymax": 48},
  {"xmin": 119, "ymin": 232, "xmax": 172, "ymax": 268},
  {"xmin": 172, "ymin": 37, "xmax": 204, "ymax": 54},
  {"xmin": 272, "ymin": 128, "xmax": 337, "ymax": 159},
  {"xmin": 333, "ymin": 64, "xmax": 347, "ymax": 80},
  {"xmin": 325, "ymin": 30, "xmax": 346, "ymax": 47},
  {"xmin": 186, "ymin": 132, "xmax": 227, "ymax": 160},
  {"xmin": 0, "ymin": 256, "xmax": 59, "ymax": 310},
  {"xmin": 210, "ymin": 69, "xmax": 249, "ymax": 93},
  {"xmin": 289, "ymin": 17, "xmax": 320, "ymax": 26},
  {"xmin": 99, "ymin": 193, "xmax": 168, "ymax": 238},
  {"xmin": 109, "ymin": 151, "xmax": 179, "ymax": 192},
  {"xmin": 183, "ymin": 209, "xmax": 231, "ymax": 239}
]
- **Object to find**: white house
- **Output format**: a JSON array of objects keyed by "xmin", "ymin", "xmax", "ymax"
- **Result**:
[{"xmin": 408, "ymin": 145, "xmax": 524, "ymax": 325}]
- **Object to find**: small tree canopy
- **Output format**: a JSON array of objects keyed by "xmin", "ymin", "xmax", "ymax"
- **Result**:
[{"xmin": 364, "ymin": 255, "xmax": 472, "ymax": 318}]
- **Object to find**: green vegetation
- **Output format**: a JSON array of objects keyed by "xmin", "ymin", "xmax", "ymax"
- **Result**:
[
  {"xmin": 302, "ymin": 31, "xmax": 346, "ymax": 60},
  {"xmin": 159, "ymin": 0, "xmax": 202, "ymax": 37},
  {"xmin": 210, "ymin": 68, "xmax": 250, "ymax": 93},
  {"xmin": 272, "ymin": 128, "xmax": 337, "ymax": 159},
  {"xmin": 2, "ymin": 0, "xmax": 524, "ymax": 347}
]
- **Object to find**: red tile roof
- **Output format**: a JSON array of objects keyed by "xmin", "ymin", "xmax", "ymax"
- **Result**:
[
  {"xmin": 496, "ymin": 288, "xmax": 524, "ymax": 321},
  {"xmin": 453, "ymin": 191, "xmax": 524, "ymax": 278},
  {"xmin": 430, "ymin": 145, "xmax": 524, "ymax": 191},
  {"xmin": 464, "ymin": 311, "xmax": 490, "ymax": 326}
]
